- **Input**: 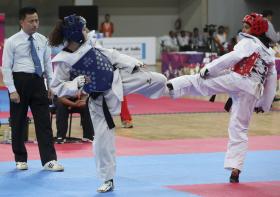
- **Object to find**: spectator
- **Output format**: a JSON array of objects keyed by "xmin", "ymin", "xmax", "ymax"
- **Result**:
[
  {"xmin": 262, "ymin": 10, "xmax": 280, "ymax": 102},
  {"xmin": 174, "ymin": 18, "xmax": 182, "ymax": 33},
  {"xmin": 227, "ymin": 36, "xmax": 237, "ymax": 52},
  {"xmin": 54, "ymin": 95, "xmax": 94, "ymax": 144},
  {"xmin": 177, "ymin": 30, "xmax": 191, "ymax": 51},
  {"xmin": 2, "ymin": 7, "xmax": 63, "ymax": 171},
  {"xmin": 190, "ymin": 27, "xmax": 204, "ymax": 50},
  {"xmin": 99, "ymin": 13, "xmax": 114, "ymax": 37},
  {"xmin": 164, "ymin": 30, "xmax": 179, "ymax": 52},
  {"xmin": 262, "ymin": 10, "xmax": 280, "ymax": 43},
  {"xmin": 214, "ymin": 25, "xmax": 228, "ymax": 55}
]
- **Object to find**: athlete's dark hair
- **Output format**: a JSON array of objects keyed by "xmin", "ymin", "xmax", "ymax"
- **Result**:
[
  {"xmin": 257, "ymin": 34, "xmax": 270, "ymax": 48},
  {"xmin": 48, "ymin": 20, "xmax": 64, "ymax": 47}
]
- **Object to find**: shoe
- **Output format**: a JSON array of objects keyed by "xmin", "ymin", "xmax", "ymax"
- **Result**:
[
  {"xmin": 81, "ymin": 137, "xmax": 93, "ymax": 143},
  {"xmin": 44, "ymin": 160, "xmax": 64, "ymax": 172},
  {"xmin": 55, "ymin": 137, "xmax": 65, "ymax": 144},
  {"xmin": 97, "ymin": 179, "xmax": 114, "ymax": 193},
  {"xmin": 121, "ymin": 121, "xmax": 133, "ymax": 128},
  {"xmin": 16, "ymin": 162, "xmax": 28, "ymax": 170},
  {"xmin": 230, "ymin": 169, "xmax": 240, "ymax": 183}
]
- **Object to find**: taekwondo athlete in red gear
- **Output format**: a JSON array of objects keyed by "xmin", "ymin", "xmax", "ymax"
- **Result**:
[{"xmin": 167, "ymin": 13, "xmax": 277, "ymax": 183}]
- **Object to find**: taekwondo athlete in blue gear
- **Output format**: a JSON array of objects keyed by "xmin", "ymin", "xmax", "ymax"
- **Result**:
[{"xmin": 49, "ymin": 14, "xmax": 168, "ymax": 193}]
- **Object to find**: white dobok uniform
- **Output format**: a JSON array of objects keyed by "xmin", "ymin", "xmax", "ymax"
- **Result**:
[
  {"xmin": 51, "ymin": 38, "xmax": 167, "ymax": 181},
  {"xmin": 168, "ymin": 33, "xmax": 277, "ymax": 171}
]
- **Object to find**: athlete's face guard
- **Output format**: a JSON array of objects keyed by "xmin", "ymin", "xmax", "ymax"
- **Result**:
[
  {"xmin": 62, "ymin": 14, "xmax": 86, "ymax": 43},
  {"xmin": 242, "ymin": 13, "xmax": 268, "ymax": 36}
]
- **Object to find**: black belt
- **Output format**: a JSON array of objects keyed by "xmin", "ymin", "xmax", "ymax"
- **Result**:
[
  {"xmin": 90, "ymin": 92, "xmax": 115, "ymax": 129},
  {"xmin": 224, "ymin": 97, "xmax": 233, "ymax": 112},
  {"xmin": 209, "ymin": 95, "xmax": 232, "ymax": 112},
  {"xmin": 102, "ymin": 96, "xmax": 115, "ymax": 129}
]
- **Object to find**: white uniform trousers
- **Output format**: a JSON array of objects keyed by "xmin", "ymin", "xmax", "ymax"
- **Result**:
[
  {"xmin": 169, "ymin": 72, "xmax": 258, "ymax": 171},
  {"xmin": 89, "ymin": 68, "xmax": 167, "ymax": 181}
]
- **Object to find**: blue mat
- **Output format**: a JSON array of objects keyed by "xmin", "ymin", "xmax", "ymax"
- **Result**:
[
  {"xmin": 0, "ymin": 150, "xmax": 279, "ymax": 197},
  {"xmin": 0, "ymin": 90, "xmax": 9, "ymax": 112},
  {"xmin": 0, "ymin": 90, "xmax": 9, "ymax": 124},
  {"xmin": 0, "ymin": 90, "xmax": 31, "ymax": 124}
]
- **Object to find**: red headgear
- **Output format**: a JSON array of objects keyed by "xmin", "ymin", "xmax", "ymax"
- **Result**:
[{"xmin": 243, "ymin": 13, "xmax": 268, "ymax": 36}]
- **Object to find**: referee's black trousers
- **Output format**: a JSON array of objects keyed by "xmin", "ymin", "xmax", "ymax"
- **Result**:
[{"xmin": 10, "ymin": 72, "xmax": 57, "ymax": 166}]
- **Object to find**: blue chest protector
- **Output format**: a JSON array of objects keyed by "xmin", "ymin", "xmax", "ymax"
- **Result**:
[
  {"xmin": 69, "ymin": 48, "xmax": 114, "ymax": 94},
  {"xmin": 69, "ymin": 47, "xmax": 116, "ymax": 129}
]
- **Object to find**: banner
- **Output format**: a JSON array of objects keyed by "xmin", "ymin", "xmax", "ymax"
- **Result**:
[
  {"xmin": 161, "ymin": 52, "xmax": 217, "ymax": 79},
  {"xmin": 99, "ymin": 37, "xmax": 156, "ymax": 65},
  {"xmin": 0, "ymin": 13, "xmax": 5, "ymax": 67}
]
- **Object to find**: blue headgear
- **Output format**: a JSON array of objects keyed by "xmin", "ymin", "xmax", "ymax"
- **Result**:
[{"xmin": 62, "ymin": 14, "xmax": 86, "ymax": 43}]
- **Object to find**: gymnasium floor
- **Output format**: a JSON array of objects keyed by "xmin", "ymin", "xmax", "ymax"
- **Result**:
[
  {"xmin": 0, "ymin": 136, "xmax": 280, "ymax": 196},
  {"xmin": 0, "ymin": 90, "xmax": 280, "ymax": 196}
]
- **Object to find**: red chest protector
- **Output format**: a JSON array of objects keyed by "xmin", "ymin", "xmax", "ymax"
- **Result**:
[{"xmin": 233, "ymin": 52, "xmax": 260, "ymax": 76}]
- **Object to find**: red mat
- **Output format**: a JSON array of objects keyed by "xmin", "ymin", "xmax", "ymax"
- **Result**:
[
  {"xmin": 0, "ymin": 94, "xmax": 225, "ymax": 119},
  {"xmin": 1, "ymin": 94, "xmax": 279, "ymax": 118},
  {"xmin": 116, "ymin": 135, "xmax": 280, "ymax": 155},
  {"xmin": 0, "ymin": 111, "xmax": 33, "ymax": 119},
  {"xmin": 126, "ymin": 94, "xmax": 280, "ymax": 114},
  {"xmin": 0, "ymin": 143, "xmax": 93, "ymax": 162},
  {"xmin": 168, "ymin": 181, "xmax": 280, "ymax": 197},
  {"xmin": 126, "ymin": 94, "xmax": 225, "ymax": 114},
  {"xmin": 1, "ymin": 135, "xmax": 280, "ymax": 162}
]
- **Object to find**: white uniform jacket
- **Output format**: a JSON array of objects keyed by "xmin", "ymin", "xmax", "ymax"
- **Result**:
[
  {"xmin": 50, "ymin": 38, "xmax": 143, "ymax": 115},
  {"xmin": 204, "ymin": 33, "xmax": 277, "ymax": 111}
]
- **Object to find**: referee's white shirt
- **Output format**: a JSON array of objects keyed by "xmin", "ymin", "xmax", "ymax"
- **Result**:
[{"xmin": 2, "ymin": 29, "xmax": 53, "ymax": 93}]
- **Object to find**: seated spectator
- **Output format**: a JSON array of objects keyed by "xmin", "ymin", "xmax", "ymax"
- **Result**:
[
  {"xmin": 227, "ymin": 36, "xmax": 237, "ymax": 52},
  {"xmin": 190, "ymin": 27, "xmax": 204, "ymax": 50},
  {"xmin": 214, "ymin": 25, "xmax": 228, "ymax": 55},
  {"xmin": 162, "ymin": 30, "xmax": 179, "ymax": 52},
  {"xmin": 54, "ymin": 95, "xmax": 94, "ymax": 144},
  {"xmin": 201, "ymin": 27, "xmax": 210, "ymax": 51},
  {"xmin": 177, "ymin": 30, "xmax": 191, "ymax": 51}
]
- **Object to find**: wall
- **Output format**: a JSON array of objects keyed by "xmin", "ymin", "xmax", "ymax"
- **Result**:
[
  {"xmin": 207, "ymin": 0, "xmax": 248, "ymax": 39},
  {"xmin": 96, "ymin": 0, "xmax": 179, "ymax": 37},
  {"xmin": 0, "ymin": 0, "xmax": 73, "ymax": 37},
  {"xmin": 179, "ymin": 0, "xmax": 207, "ymax": 32},
  {"xmin": 207, "ymin": 0, "xmax": 280, "ymax": 39},
  {"xmin": 1, "ymin": 0, "xmax": 279, "ymax": 41},
  {"xmin": 245, "ymin": 0, "xmax": 280, "ymax": 29}
]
